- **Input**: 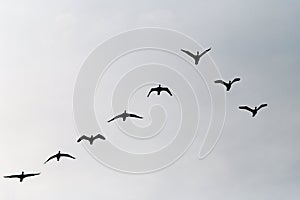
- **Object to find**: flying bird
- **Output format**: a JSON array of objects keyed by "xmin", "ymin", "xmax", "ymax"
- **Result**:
[
  {"xmin": 4, "ymin": 171, "xmax": 40, "ymax": 182},
  {"xmin": 214, "ymin": 77, "xmax": 241, "ymax": 91},
  {"xmin": 77, "ymin": 134, "xmax": 106, "ymax": 145},
  {"xmin": 44, "ymin": 151, "xmax": 76, "ymax": 164},
  {"xmin": 107, "ymin": 110, "xmax": 143, "ymax": 123},
  {"xmin": 239, "ymin": 104, "xmax": 268, "ymax": 117},
  {"xmin": 181, "ymin": 47, "xmax": 211, "ymax": 65},
  {"xmin": 147, "ymin": 84, "xmax": 172, "ymax": 97}
]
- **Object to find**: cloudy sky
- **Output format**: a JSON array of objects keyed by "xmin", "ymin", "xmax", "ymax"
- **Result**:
[{"xmin": 0, "ymin": 0, "xmax": 299, "ymax": 199}]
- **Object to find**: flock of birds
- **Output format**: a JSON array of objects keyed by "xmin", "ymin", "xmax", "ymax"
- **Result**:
[{"xmin": 3, "ymin": 47, "xmax": 267, "ymax": 182}]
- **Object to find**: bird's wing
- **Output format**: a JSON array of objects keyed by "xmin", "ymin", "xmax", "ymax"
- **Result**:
[
  {"xmin": 214, "ymin": 80, "xmax": 226, "ymax": 85},
  {"xmin": 232, "ymin": 77, "xmax": 241, "ymax": 83},
  {"xmin": 199, "ymin": 47, "xmax": 211, "ymax": 57},
  {"xmin": 60, "ymin": 153, "xmax": 76, "ymax": 160},
  {"xmin": 108, "ymin": 113, "xmax": 123, "ymax": 122},
  {"xmin": 107, "ymin": 116, "xmax": 116, "ymax": 123},
  {"xmin": 147, "ymin": 88, "xmax": 155, "ymax": 97},
  {"xmin": 181, "ymin": 49, "xmax": 196, "ymax": 58},
  {"xmin": 24, "ymin": 173, "xmax": 40, "ymax": 178},
  {"xmin": 163, "ymin": 87, "xmax": 173, "ymax": 96},
  {"xmin": 239, "ymin": 106, "xmax": 253, "ymax": 112},
  {"xmin": 77, "ymin": 135, "xmax": 89, "ymax": 142},
  {"xmin": 4, "ymin": 175, "xmax": 20, "ymax": 179},
  {"xmin": 94, "ymin": 134, "xmax": 106, "ymax": 140},
  {"xmin": 44, "ymin": 154, "xmax": 56, "ymax": 164},
  {"xmin": 257, "ymin": 103, "xmax": 268, "ymax": 110},
  {"xmin": 129, "ymin": 113, "xmax": 143, "ymax": 119}
]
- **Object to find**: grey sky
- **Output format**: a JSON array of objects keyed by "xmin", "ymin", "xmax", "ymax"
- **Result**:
[{"xmin": 0, "ymin": 0, "xmax": 299, "ymax": 199}]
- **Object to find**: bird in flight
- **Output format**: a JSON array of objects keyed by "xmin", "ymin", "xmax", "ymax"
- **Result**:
[
  {"xmin": 44, "ymin": 150, "xmax": 76, "ymax": 164},
  {"xmin": 239, "ymin": 104, "xmax": 268, "ymax": 117},
  {"xmin": 107, "ymin": 110, "xmax": 143, "ymax": 123},
  {"xmin": 181, "ymin": 47, "xmax": 211, "ymax": 65},
  {"xmin": 77, "ymin": 134, "xmax": 106, "ymax": 145},
  {"xmin": 4, "ymin": 171, "xmax": 40, "ymax": 182},
  {"xmin": 147, "ymin": 84, "xmax": 172, "ymax": 97},
  {"xmin": 214, "ymin": 77, "xmax": 241, "ymax": 91}
]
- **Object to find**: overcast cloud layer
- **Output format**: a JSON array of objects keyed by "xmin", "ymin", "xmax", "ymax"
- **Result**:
[{"xmin": 0, "ymin": 0, "xmax": 299, "ymax": 199}]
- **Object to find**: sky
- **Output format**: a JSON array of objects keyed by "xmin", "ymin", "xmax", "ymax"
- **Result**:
[{"xmin": 0, "ymin": 0, "xmax": 299, "ymax": 199}]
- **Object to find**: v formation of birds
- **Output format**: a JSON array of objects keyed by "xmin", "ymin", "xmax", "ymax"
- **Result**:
[{"xmin": 3, "ymin": 47, "xmax": 267, "ymax": 182}]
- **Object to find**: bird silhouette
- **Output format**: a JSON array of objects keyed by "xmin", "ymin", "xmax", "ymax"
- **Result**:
[
  {"xmin": 147, "ymin": 84, "xmax": 172, "ymax": 97},
  {"xmin": 181, "ymin": 47, "xmax": 211, "ymax": 65},
  {"xmin": 4, "ymin": 171, "xmax": 40, "ymax": 182},
  {"xmin": 44, "ymin": 150, "xmax": 75, "ymax": 164},
  {"xmin": 77, "ymin": 134, "xmax": 105, "ymax": 145},
  {"xmin": 239, "ymin": 104, "xmax": 268, "ymax": 117},
  {"xmin": 214, "ymin": 78, "xmax": 241, "ymax": 91},
  {"xmin": 107, "ymin": 110, "xmax": 143, "ymax": 123}
]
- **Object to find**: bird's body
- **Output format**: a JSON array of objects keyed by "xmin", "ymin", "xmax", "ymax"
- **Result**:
[
  {"xmin": 4, "ymin": 171, "xmax": 40, "ymax": 182},
  {"xmin": 147, "ymin": 84, "xmax": 172, "ymax": 97},
  {"xmin": 107, "ymin": 110, "xmax": 143, "ymax": 123},
  {"xmin": 239, "ymin": 104, "xmax": 268, "ymax": 117},
  {"xmin": 44, "ymin": 151, "xmax": 75, "ymax": 164},
  {"xmin": 77, "ymin": 134, "xmax": 105, "ymax": 145},
  {"xmin": 181, "ymin": 48, "xmax": 211, "ymax": 65},
  {"xmin": 215, "ymin": 78, "xmax": 241, "ymax": 91}
]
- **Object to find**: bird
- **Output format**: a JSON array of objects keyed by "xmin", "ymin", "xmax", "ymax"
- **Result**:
[
  {"xmin": 4, "ymin": 171, "xmax": 40, "ymax": 182},
  {"xmin": 181, "ymin": 47, "xmax": 211, "ymax": 65},
  {"xmin": 214, "ymin": 77, "xmax": 241, "ymax": 91},
  {"xmin": 147, "ymin": 84, "xmax": 172, "ymax": 97},
  {"xmin": 44, "ymin": 150, "xmax": 76, "ymax": 164},
  {"xmin": 77, "ymin": 134, "xmax": 105, "ymax": 145},
  {"xmin": 107, "ymin": 110, "xmax": 143, "ymax": 123},
  {"xmin": 238, "ymin": 104, "xmax": 268, "ymax": 117}
]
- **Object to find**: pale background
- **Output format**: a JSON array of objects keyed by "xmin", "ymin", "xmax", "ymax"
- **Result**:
[{"xmin": 0, "ymin": 0, "xmax": 299, "ymax": 199}]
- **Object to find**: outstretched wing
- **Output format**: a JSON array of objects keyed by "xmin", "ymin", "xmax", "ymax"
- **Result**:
[
  {"xmin": 24, "ymin": 173, "xmax": 40, "ymax": 178},
  {"xmin": 257, "ymin": 103, "xmax": 268, "ymax": 110},
  {"xmin": 60, "ymin": 153, "xmax": 76, "ymax": 160},
  {"xmin": 239, "ymin": 106, "xmax": 254, "ymax": 112},
  {"xmin": 232, "ymin": 77, "xmax": 241, "ymax": 83},
  {"xmin": 162, "ymin": 87, "xmax": 172, "ymax": 96},
  {"xmin": 199, "ymin": 47, "xmax": 211, "ymax": 57},
  {"xmin": 107, "ymin": 113, "xmax": 122, "ymax": 123},
  {"xmin": 147, "ymin": 88, "xmax": 156, "ymax": 97},
  {"xmin": 77, "ymin": 135, "xmax": 89, "ymax": 143},
  {"xmin": 44, "ymin": 155, "xmax": 56, "ymax": 164},
  {"xmin": 214, "ymin": 80, "xmax": 226, "ymax": 85},
  {"xmin": 129, "ymin": 113, "xmax": 143, "ymax": 119},
  {"xmin": 94, "ymin": 134, "xmax": 106, "ymax": 140},
  {"xmin": 181, "ymin": 49, "xmax": 196, "ymax": 59},
  {"xmin": 4, "ymin": 174, "xmax": 20, "ymax": 179}
]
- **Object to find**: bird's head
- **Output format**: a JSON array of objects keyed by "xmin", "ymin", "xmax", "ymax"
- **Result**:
[
  {"xmin": 158, "ymin": 84, "xmax": 161, "ymax": 87},
  {"xmin": 197, "ymin": 51, "xmax": 199, "ymax": 55},
  {"xmin": 124, "ymin": 110, "xmax": 127, "ymax": 113},
  {"xmin": 21, "ymin": 171, "xmax": 24, "ymax": 175}
]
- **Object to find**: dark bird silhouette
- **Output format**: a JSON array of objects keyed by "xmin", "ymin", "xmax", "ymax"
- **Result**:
[
  {"xmin": 181, "ymin": 47, "xmax": 211, "ymax": 65},
  {"xmin": 4, "ymin": 171, "xmax": 40, "ymax": 182},
  {"xmin": 214, "ymin": 78, "xmax": 241, "ymax": 91},
  {"xmin": 239, "ymin": 104, "xmax": 268, "ymax": 117},
  {"xmin": 107, "ymin": 110, "xmax": 143, "ymax": 123},
  {"xmin": 77, "ymin": 134, "xmax": 105, "ymax": 145},
  {"xmin": 44, "ymin": 151, "xmax": 75, "ymax": 164},
  {"xmin": 147, "ymin": 84, "xmax": 172, "ymax": 97}
]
